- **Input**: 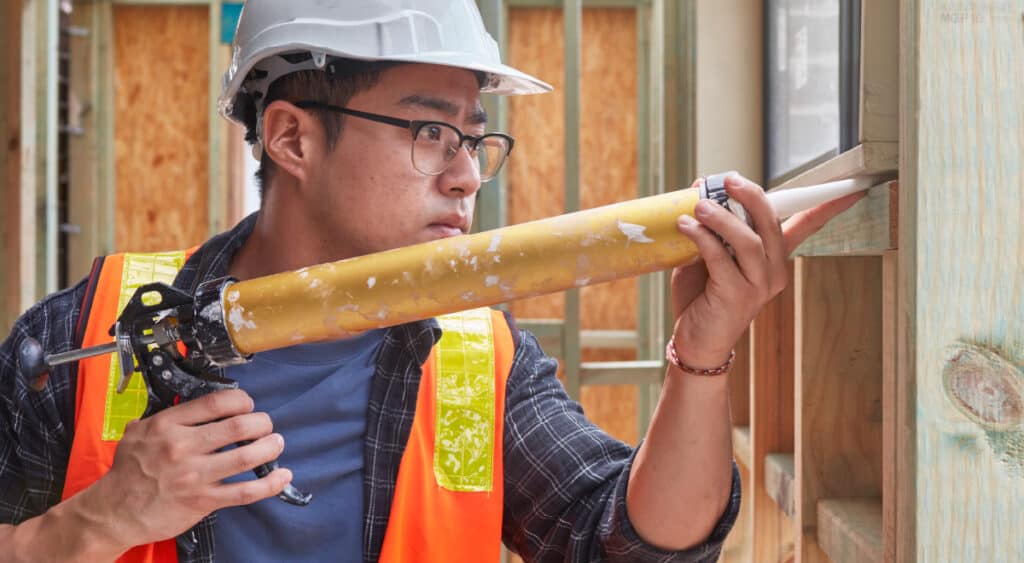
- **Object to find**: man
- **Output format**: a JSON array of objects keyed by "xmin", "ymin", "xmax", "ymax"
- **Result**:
[{"xmin": 0, "ymin": 1, "xmax": 862, "ymax": 561}]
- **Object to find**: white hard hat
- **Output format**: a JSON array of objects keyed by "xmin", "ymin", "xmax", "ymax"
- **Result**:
[{"xmin": 219, "ymin": 0, "xmax": 552, "ymax": 125}]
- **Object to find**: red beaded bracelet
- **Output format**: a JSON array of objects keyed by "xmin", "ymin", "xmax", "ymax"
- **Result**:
[{"xmin": 665, "ymin": 336, "xmax": 735, "ymax": 376}]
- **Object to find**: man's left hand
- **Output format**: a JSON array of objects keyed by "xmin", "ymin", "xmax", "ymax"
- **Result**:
[{"xmin": 670, "ymin": 173, "xmax": 865, "ymax": 370}]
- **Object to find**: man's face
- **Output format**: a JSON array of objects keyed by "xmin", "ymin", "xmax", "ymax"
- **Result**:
[{"xmin": 303, "ymin": 64, "xmax": 487, "ymax": 261}]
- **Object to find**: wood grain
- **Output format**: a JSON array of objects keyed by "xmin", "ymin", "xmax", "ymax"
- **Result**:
[
  {"xmin": 751, "ymin": 262, "xmax": 796, "ymax": 561},
  {"xmin": 795, "ymin": 256, "xmax": 884, "ymax": 562},
  {"xmin": 792, "ymin": 181, "xmax": 898, "ymax": 257},
  {"xmin": 0, "ymin": 0, "xmax": 22, "ymax": 332},
  {"xmin": 772, "ymin": 142, "xmax": 897, "ymax": 192},
  {"xmin": 859, "ymin": 0, "xmax": 899, "ymax": 143},
  {"xmin": 901, "ymin": 1, "xmax": 1024, "ymax": 560},
  {"xmin": 881, "ymin": 250, "xmax": 898, "ymax": 563},
  {"xmin": 816, "ymin": 498, "xmax": 883, "ymax": 563},
  {"xmin": 765, "ymin": 453, "xmax": 796, "ymax": 519},
  {"xmin": 113, "ymin": 5, "xmax": 209, "ymax": 253}
]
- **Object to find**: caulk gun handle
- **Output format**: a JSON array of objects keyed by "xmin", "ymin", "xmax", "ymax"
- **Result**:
[
  {"xmin": 237, "ymin": 439, "xmax": 313, "ymax": 506},
  {"xmin": 17, "ymin": 338, "xmax": 50, "ymax": 383}
]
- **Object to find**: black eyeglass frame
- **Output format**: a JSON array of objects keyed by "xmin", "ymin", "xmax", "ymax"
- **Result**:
[{"xmin": 291, "ymin": 100, "xmax": 515, "ymax": 181}]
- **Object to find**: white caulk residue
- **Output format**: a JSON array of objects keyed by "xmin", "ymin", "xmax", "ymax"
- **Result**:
[
  {"xmin": 227, "ymin": 305, "xmax": 257, "ymax": 332},
  {"xmin": 338, "ymin": 304, "xmax": 359, "ymax": 313},
  {"xmin": 199, "ymin": 301, "xmax": 220, "ymax": 322},
  {"xmin": 575, "ymin": 278, "xmax": 591, "ymax": 287},
  {"xmin": 617, "ymin": 220, "xmax": 655, "ymax": 245},
  {"xmin": 485, "ymin": 275, "xmax": 500, "ymax": 287},
  {"xmin": 310, "ymin": 278, "xmax": 323, "ymax": 289},
  {"xmin": 461, "ymin": 291, "xmax": 476, "ymax": 301},
  {"xmin": 367, "ymin": 276, "xmax": 376, "ymax": 289},
  {"xmin": 403, "ymin": 271, "xmax": 413, "ymax": 283},
  {"xmin": 298, "ymin": 270, "xmax": 310, "ymax": 280},
  {"xmin": 487, "ymin": 234, "xmax": 502, "ymax": 253},
  {"xmin": 470, "ymin": 256, "xmax": 478, "ymax": 270},
  {"xmin": 227, "ymin": 290, "xmax": 240, "ymax": 303}
]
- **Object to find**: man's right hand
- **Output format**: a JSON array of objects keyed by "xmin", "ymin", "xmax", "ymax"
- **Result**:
[{"xmin": 80, "ymin": 388, "xmax": 292, "ymax": 554}]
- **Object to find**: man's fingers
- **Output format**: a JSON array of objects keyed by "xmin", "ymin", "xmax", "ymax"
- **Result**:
[
  {"xmin": 204, "ymin": 432, "xmax": 286, "ymax": 482},
  {"xmin": 689, "ymin": 199, "xmax": 768, "ymax": 287},
  {"xmin": 677, "ymin": 212, "xmax": 743, "ymax": 286},
  {"xmin": 195, "ymin": 411, "xmax": 274, "ymax": 452},
  {"xmin": 724, "ymin": 175, "xmax": 787, "ymax": 267},
  {"xmin": 212, "ymin": 467, "xmax": 293, "ymax": 508},
  {"xmin": 163, "ymin": 389, "xmax": 255, "ymax": 426}
]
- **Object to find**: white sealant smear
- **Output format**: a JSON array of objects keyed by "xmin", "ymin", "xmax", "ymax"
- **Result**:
[
  {"xmin": 227, "ymin": 305, "xmax": 257, "ymax": 332},
  {"xmin": 617, "ymin": 220, "xmax": 655, "ymax": 244},
  {"xmin": 298, "ymin": 270, "xmax": 310, "ymax": 280},
  {"xmin": 367, "ymin": 277, "xmax": 376, "ymax": 289},
  {"xmin": 310, "ymin": 279, "xmax": 323, "ymax": 289},
  {"xmin": 226, "ymin": 290, "xmax": 240, "ymax": 303},
  {"xmin": 575, "ymin": 277, "xmax": 591, "ymax": 287},
  {"xmin": 485, "ymin": 275, "xmax": 500, "ymax": 287},
  {"xmin": 338, "ymin": 304, "xmax": 360, "ymax": 313},
  {"xmin": 487, "ymin": 234, "xmax": 502, "ymax": 252},
  {"xmin": 199, "ymin": 302, "xmax": 220, "ymax": 322}
]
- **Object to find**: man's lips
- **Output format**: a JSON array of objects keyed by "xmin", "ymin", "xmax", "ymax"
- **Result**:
[{"xmin": 429, "ymin": 217, "xmax": 469, "ymax": 236}]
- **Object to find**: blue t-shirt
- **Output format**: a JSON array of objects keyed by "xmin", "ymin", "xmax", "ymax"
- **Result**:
[{"xmin": 213, "ymin": 329, "xmax": 384, "ymax": 563}]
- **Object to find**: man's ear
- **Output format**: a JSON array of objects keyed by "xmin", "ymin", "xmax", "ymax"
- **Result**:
[{"xmin": 262, "ymin": 100, "xmax": 324, "ymax": 184}]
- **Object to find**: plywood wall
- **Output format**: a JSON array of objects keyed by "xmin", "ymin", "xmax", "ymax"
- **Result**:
[
  {"xmin": 508, "ymin": 7, "xmax": 640, "ymax": 444},
  {"xmin": 113, "ymin": 6, "xmax": 209, "ymax": 253}
]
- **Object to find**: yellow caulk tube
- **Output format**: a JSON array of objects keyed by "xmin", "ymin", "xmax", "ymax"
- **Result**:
[{"xmin": 223, "ymin": 176, "xmax": 875, "ymax": 355}]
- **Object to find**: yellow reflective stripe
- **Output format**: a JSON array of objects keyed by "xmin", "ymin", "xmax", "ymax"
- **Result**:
[
  {"xmin": 102, "ymin": 251, "xmax": 188, "ymax": 441},
  {"xmin": 433, "ymin": 308, "xmax": 495, "ymax": 492}
]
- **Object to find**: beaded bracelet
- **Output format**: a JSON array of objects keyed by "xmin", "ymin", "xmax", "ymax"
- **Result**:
[{"xmin": 665, "ymin": 336, "xmax": 735, "ymax": 376}]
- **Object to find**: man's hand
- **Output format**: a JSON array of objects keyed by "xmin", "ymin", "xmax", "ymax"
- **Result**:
[
  {"xmin": 79, "ymin": 389, "xmax": 292, "ymax": 554},
  {"xmin": 671, "ymin": 173, "xmax": 865, "ymax": 369}
]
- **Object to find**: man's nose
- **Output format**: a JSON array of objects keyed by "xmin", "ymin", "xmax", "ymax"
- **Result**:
[{"xmin": 439, "ymin": 144, "xmax": 482, "ymax": 197}]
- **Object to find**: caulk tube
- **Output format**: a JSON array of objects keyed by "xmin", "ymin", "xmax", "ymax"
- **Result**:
[
  {"xmin": 221, "ymin": 176, "xmax": 876, "ymax": 355},
  {"xmin": 699, "ymin": 171, "xmax": 876, "ymax": 224}
]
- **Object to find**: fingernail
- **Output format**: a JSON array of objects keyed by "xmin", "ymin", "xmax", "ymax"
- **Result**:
[
  {"xmin": 679, "ymin": 215, "xmax": 697, "ymax": 228},
  {"xmin": 695, "ymin": 201, "xmax": 714, "ymax": 218},
  {"xmin": 274, "ymin": 433, "xmax": 285, "ymax": 447}
]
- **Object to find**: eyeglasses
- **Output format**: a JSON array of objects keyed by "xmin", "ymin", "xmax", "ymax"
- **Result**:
[{"xmin": 292, "ymin": 100, "xmax": 514, "ymax": 182}]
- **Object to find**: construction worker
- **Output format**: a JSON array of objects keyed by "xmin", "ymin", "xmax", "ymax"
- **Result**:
[{"xmin": 0, "ymin": 1, "xmax": 862, "ymax": 562}]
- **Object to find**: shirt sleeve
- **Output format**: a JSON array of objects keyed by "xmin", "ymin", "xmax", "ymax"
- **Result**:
[
  {"xmin": 500, "ymin": 330, "xmax": 741, "ymax": 563},
  {"xmin": 0, "ymin": 281, "xmax": 86, "ymax": 524}
]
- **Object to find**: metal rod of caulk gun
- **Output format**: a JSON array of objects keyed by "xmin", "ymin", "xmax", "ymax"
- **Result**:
[{"xmin": 220, "ymin": 175, "xmax": 879, "ymax": 356}]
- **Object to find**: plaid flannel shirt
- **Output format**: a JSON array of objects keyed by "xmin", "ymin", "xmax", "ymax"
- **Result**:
[{"xmin": 0, "ymin": 213, "xmax": 740, "ymax": 562}]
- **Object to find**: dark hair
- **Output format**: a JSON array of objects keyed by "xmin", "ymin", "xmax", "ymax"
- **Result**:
[
  {"xmin": 240, "ymin": 57, "xmax": 488, "ymax": 200},
  {"xmin": 241, "ymin": 58, "xmax": 403, "ymax": 199}
]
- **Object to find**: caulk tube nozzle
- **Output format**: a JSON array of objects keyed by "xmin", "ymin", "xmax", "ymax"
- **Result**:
[
  {"xmin": 699, "ymin": 173, "xmax": 875, "ymax": 223},
  {"xmin": 766, "ymin": 177, "xmax": 876, "ymax": 219}
]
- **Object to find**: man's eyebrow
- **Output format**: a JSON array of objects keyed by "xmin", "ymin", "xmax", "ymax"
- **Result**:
[{"xmin": 398, "ymin": 95, "xmax": 488, "ymax": 125}]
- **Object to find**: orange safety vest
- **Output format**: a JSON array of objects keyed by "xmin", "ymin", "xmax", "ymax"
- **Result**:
[{"xmin": 62, "ymin": 251, "xmax": 514, "ymax": 563}]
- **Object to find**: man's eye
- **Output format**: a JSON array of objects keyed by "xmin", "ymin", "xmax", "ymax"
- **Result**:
[{"xmin": 425, "ymin": 125, "xmax": 443, "ymax": 141}]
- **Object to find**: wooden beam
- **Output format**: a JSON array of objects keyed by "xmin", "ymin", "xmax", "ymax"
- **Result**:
[
  {"xmin": 792, "ymin": 180, "xmax": 898, "ymax": 257},
  {"xmin": 900, "ymin": 0, "xmax": 1024, "ymax": 559},
  {"xmin": 859, "ymin": 0, "xmax": 899, "ymax": 143},
  {"xmin": 0, "ymin": 0, "xmax": 23, "ymax": 332},
  {"xmin": 732, "ymin": 425, "xmax": 751, "ymax": 469},
  {"xmin": 764, "ymin": 452, "xmax": 795, "ymax": 519},
  {"xmin": 772, "ymin": 142, "xmax": 897, "ymax": 192},
  {"xmin": 881, "ymin": 250, "xmax": 899, "ymax": 563},
  {"xmin": 795, "ymin": 256, "xmax": 884, "ymax": 561},
  {"xmin": 817, "ymin": 498, "xmax": 884, "ymax": 563},
  {"xmin": 750, "ymin": 262, "xmax": 795, "ymax": 561}
]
